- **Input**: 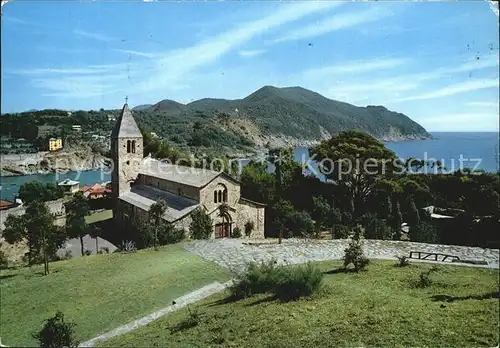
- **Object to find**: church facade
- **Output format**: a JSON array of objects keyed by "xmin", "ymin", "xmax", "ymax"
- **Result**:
[{"xmin": 111, "ymin": 103, "xmax": 265, "ymax": 239}]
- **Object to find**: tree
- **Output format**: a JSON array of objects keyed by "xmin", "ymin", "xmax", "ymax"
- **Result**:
[
  {"xmin": 342, "ymin": 225, "xmax": 370, "ymax": 272},
  {"xmin": 312, "ymin": 196, "xmax": 331, "ymax": 231},
  {"xmin": 65, "ymin": 192, "xmax": 91, "ymax": 256},
  {"xmin": 149, "ymin": 200, "xmax": 167, "ymax": 250},
  {"xmin": 33, "ymin": 311, "xmax": 79, "ymax": 348},
  {"xmin": 358, "ymin": 213, "xmax": 393, "ymax": 240},
  {"xmin": 289, "ymin": 211, "xmax": 315, "ymax": 237},
  {"xmin": 410, "ymin": 221, "xmax": 439, "ymax": 244},
  {"xmin": 189, "ymin": 209, "xmax": 213, "ymax": 239},
  {"xmin": 18, "ymin": 181, "xmax": 64, "ymax": 204},
  {"xmin": 311, "ymin": 131, "xmax": 397, "ymax": 217},
  {"xmin": 4, "ymin": 201, "xmax": 66, "ymax": 274}
]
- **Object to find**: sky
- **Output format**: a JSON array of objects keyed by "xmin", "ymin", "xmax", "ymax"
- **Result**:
[{"xmin": 1, "ymin": 0, "xmax": 499, "ymax": 132}]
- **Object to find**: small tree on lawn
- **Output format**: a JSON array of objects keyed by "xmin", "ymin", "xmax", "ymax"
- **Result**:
[
  {"xmin": 149, "ymin": 199, "xmax": 167, "ymax": 250},
  {"xmin": 343, "ymin": 224, "xmax": 369, "ymax": 272},
  {"xmin": 33, "ymin": 311, "xmax": 79, "ymax": 348},
  {"xmin": 65, "ymin": 192, "xmax": 91, "ymax": 256},
  {"xmin": 190, "ymin": 209, "xmax": 213, "ymax": 239}
]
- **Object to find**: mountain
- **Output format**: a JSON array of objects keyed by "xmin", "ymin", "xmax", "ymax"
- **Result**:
[
  {"xmin": 132, "ymin": 104, "xmax": 153, "ymax": 111},
  {"xmin": 133, "ymin": 85, "xmax": 430, "ymax": 150}
]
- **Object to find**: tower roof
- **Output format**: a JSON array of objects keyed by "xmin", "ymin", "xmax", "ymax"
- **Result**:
[{"xmin": 111, "ymin": 103, "xmax": 142, "ymax": 138}]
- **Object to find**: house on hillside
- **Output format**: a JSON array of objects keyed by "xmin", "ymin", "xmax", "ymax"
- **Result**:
[
  {"xmin": 111, "ymin": 103, "xmax": 265, "ymax": 238},
  {"xmin": 48, "ymin": 138, "xmax": 63, "ymax": 151},
  {"xmin": 58, "ymin": 179, "xmax": 80, "ymax": 194}
]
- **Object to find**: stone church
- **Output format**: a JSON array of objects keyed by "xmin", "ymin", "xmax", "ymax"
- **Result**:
[{"xmin": 111, "ymin": 103, "xmax": 265, "ymax": 239}]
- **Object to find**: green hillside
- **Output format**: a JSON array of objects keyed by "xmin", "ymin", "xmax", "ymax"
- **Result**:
[{"xmin": 1, "ymin": 86, "xmax": 430, "ymax": 154}]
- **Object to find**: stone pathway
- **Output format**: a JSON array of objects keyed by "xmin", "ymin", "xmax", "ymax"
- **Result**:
[
  {"xmin": 78, "ymin": 280, "xmax": 233, "ymax": 348},
  {"xmin": 185, "ymin": 239, "xmax": 500, "ymax": 273}
]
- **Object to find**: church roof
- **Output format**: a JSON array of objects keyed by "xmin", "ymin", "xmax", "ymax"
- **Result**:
[
  {"xmin": 111, "ymin": 103, "xmax": 142, "ymax": 138},
  {"xmin": 139, "ymin": 157, "xmax": 229, "ymax": 188},
  {"xmin": 119, "ymin": 184, "xmax": 199, "ymax": 222}
]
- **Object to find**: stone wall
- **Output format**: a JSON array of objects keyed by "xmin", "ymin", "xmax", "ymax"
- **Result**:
[
  {"xmin": 236, "ymin": 200, "xmax": 265, "ymax": 239},
  {"xmin": 200, "ymin": 175, "xmax": 240, "ymax": 213},
  {"xmin": 0, "ymin": 199, "xmax": 66, "ymax": 231}
]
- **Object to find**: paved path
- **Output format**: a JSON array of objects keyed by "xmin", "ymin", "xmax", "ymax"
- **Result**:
[
  {"xmin": 78, "ymin": 280, "xmax": 233, "ymax": 347},
  {"xmin": 185, "ymin": 239, "xmax": 500, "ymax": 273}
]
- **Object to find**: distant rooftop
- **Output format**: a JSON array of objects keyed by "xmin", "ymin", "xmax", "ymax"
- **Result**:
[
  {"xmin": 120, "ymin": 184, "xmax": 199, "ymax": 222},
  {"xmin": 58, "ymin": 179, "xmax": 79, "ymax": 186}
]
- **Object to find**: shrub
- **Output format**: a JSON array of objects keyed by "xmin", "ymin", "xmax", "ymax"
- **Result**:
[
  {"xmin": 84, "ymin": 249, "xmax": 92, "ymax": 256},
  {"xmin": 395, "ymin": 255, "xmax": 410, "ymax": 267},
  {"xmin": 119, "ymin": 240, "xmax": 137, "ymax": 252},
  {"xmin": 416, "ymin": 266, "xmax": 440, "ymax": 288},
  {"xmin": 273, "ymin": 262, "xmax": 324, "ymax": 301},
  {"xmin": 32, "ymin": 311, "xmax": 79, "ymax": 348},
  {"xmin": 230, "ymin": 260, "xmax": 280, "ymax": 299},
  {"xmin": 64, "ymin": 250, "xmax": 73, "ymax": 260},
  {"xmin": 190, "ymin": 209, "xmax": 213, "ymax": 240},
  {"xmin": 170, "ymin": 307, "xmax": 201, "ymax": 334},
  {"xmin": 244, "ymin": 220, "xmax": 255, "ymax": 237},
  {"xmin": 100, "ymin": 247, "xmax": 110, "ymax": 254},
  {"xmin": 157, "ymin": 224, "xmax": 185, "ymax": 245},
  {"xmin": 230, "ymin": 260, "xmax": 324, "ymax": 301},
  {"xmin": 232, "ymin": 226, "xmax": 242, "ymax": 238},
  {"xmin": 343, "ymin": 226, "xmax": 369, "ymax": 272},
  {"xmin": 333, "ymin": 224, "xmax": 350, "ymax": 239}
]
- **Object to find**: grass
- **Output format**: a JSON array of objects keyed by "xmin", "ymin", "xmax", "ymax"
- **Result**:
[
  {"xmin": 100, "ymin": 261, "xmax": 499, "ymax": 348},
  {"xmin": 85, "ymin": 209, "xmax": 113, "ymax": 224},
  {"xmin": 0, "ymin": 243, "xmax": 230, "ymax": 346}
]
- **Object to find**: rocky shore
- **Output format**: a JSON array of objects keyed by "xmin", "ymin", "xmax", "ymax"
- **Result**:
[{"xmin": 0, "ymin": 149, "xmax": 110, "ymax": 177}]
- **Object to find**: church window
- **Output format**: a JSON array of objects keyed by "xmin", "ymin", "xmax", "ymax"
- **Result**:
[
  {"xmin": 218, "ymin": 190, "xmax": 222, "ymax": 203},
  {"xmin": 214, "ymin": 191, "xmax": 218, "ymax": 203},
  {"xmin": 126, "ymin": 140, "xmax": 131, "ymax": 153},
  {"xmin": 223, "ymin": 189, "xmax": 227, "ymax": 202},
  {"xmin": 132, "ymin": 140, "xmax": 136, "ymax": 154}
]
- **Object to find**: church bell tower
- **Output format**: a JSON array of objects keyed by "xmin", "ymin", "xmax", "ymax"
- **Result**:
[{"xmin": 111, "ymin": 101, "xmax": 143, "ymax": 203}]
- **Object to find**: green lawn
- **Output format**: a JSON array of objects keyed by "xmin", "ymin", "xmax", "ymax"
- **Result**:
[
  {"xmin": 0, "ymin": 244, "xmax": 230, "ymax": 346},
  {"xmin": 85, "ymin": 209, "xmax": 113, "ymax": 224},
  {"xmin": 101, "ymin": 261, "xmax": 499, "ymax": 348}
]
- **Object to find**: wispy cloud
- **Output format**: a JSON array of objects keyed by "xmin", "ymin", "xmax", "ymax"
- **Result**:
[
  {"xmin": 274, "ymin": 6, "xmax": 392, "ymax": 43},
  {"xmin": 393, "ymin": 79, "xmax": 500, "ymax": 102},
  {"xmin": 238, "ymin": 49, "xmax": 267, "ymax": 58},
  {"xmin": 303, "ymin": 58, "xmax": 407, "ymax": 78},
  {"xmin": 135, "ymin": 1, "xmax": 341, "ymax": 94},
  {"xmin": 3, "ymin": 16, "xmax": 31, "ymax": 25},
  {"xmin": 73, "ymin": 29, "xmax": 116, "ymax": 42},
  {"xmin": 7, "ymin": 67, "xmax": 111, "ymax": 75},
  {"xmin": 113, "ymin": 49, "xmax": 158, "ymax": 58},
  {"xmin": 466, "ymin": 101, "xmax": 499, "ymax": 107}
]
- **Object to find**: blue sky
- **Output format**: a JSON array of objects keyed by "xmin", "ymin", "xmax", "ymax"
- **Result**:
[{"xmin": 2, "ymin": 0, "xmax": 499, "ymax": 132}]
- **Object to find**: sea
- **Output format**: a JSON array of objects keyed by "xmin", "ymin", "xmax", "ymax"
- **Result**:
[{"xmin": 1, "ymin": 132, "xmax": 498, "ymax": 201}]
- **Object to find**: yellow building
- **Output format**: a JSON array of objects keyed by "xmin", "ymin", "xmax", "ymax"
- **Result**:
[{"xmin": 48, "ymin": 138, "xmax": 63, "ymax": 151}]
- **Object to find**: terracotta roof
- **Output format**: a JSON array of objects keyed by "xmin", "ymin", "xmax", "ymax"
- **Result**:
[
  {"xmin": 90, "ymin": 184, "xmax": 101, "ymax": 191},
  {"xmin": 111, "ymin": 103, "xmax": 142, "ymax": 138},
  {"xmin": 80, "ymin": 186, "xmax": 90, "ymax": 192},
  {"xmin": 0, "ymin": 200, "xmax": 15, "ymax": 208}
]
